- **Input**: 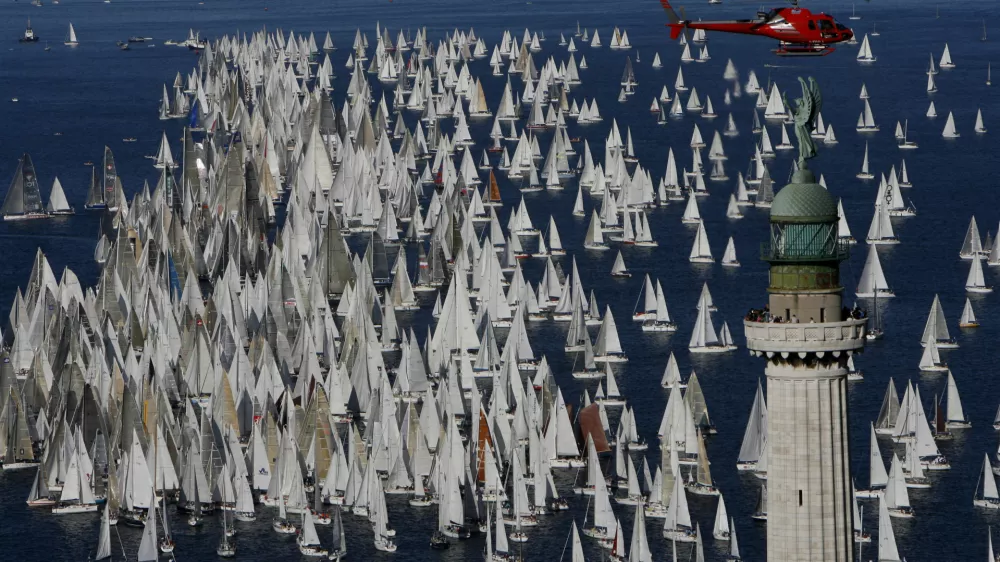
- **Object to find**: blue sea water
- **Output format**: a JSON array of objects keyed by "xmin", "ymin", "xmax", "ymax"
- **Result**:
[{"xmin": 0, "ymin": 0, "xmax": 997, "ymax": 560}]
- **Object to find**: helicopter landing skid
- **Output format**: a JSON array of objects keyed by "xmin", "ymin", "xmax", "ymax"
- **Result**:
[{"xmin": 772, "ymin": 42, "xmax": 835, "ymax": 56}]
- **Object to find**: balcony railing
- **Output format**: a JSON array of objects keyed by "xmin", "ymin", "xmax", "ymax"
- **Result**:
[{"xmin": 743, "ymin": 317, "xmax": 867, "ymax": 354}]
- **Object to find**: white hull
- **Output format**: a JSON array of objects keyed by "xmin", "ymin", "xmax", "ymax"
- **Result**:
[
  {"xmin": 663, "ymin": 529, "xmax": 698, "ymax": 543},
  {"xmin": 550, "ymin": 457, "xmax": 586, "ymax": 468},
  {"xmin": 641, "ymin": 322, "xmax": 676, "ymax": 332},
  {"xmin": 52, "ymin": 503, "xmax": 99, "ymax": 515},
  {"xmin": 685, "ymin": 484, "xmax": 720, "ymax": 496},
  {"xmin": 974, "ymin": 499, "xmax": 1000, "ymax": 509},
  {"xmin": 689, "ymin": 345, "xmax": 736, "ymax": 354},
  {"xmin": 3, "ymin": 462, "xmax": 40, "ymax": 471},
  {"xmin": 594, "ymin": 354, "xmax": 628, "ymax": 363}
]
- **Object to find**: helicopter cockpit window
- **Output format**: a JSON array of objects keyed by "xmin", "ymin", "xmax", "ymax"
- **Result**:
[
  {"xmin": 807, "ymin": 20, "xmax": 816, "ymax": 30},
  {"xmin": 819, "ymin": 20, "xmax": 834, "ymax": 30}
]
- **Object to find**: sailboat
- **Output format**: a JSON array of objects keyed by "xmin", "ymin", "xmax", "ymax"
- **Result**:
[
  {"xmin": 45, "ymin": 177, "xmax": 74, "ymax": 215},
  {"xmin": 942, "ymin": 111, "xmax": 960, "ymax": 138},
  {"xmin": 975, "ymin": 454, "xmax": 1000, "ymax": 509},
  {"xmin": 94, "ymin": 504, "xmax": 114, "ymax": 560},
  {"xmin": 721, "ymin": 237, "xmax": 739, "ymax": 267},
  {"xmin": 686, "ymin": 430, "xmax": 718, "ymax": 496},
  {"xmin": 610, "ymin": 250, "xmax": 631, "ymax": 278},
  {"xmin": 857, "ymin": 245, "xmax": 894, "ymax": 298},
  {"xmin": 856, "ymin": 99, "xmax": 879, "ymax": 131},
  {"xmin": 856, "ymin": 424, "xmax": 889, "ymax": 498},
  {"xmin": 921, "ymin": 294, "xmax": 958, "ymax": 348},
  {"xmin": 976, "ymin": 108, "xmax": 988, "ymax": 133},
  {"xmin": 877, "ymin": 498, "xmax": 902, "ymax": 561},
  {"xmin": 52, "ymin": 451, "xmax": 99, "ymax": 514},
  {"xmin": 688, "ymin": 222, "xmax": 714, "ymax": 263},
  {"xmin": 884, "ymin": 454, "xmax": 914, "ymax": 518},
  {"xmin": 939, "ymin": 43, "xmax": 955, "ymax": 68},
  {"xmin": 297, "ymin": 510, "xmax": 328, "ymax": 557},
  {"xmin": 898, "ymin": 119, "xmax": 918, "ymax": 149},
  {"xmin": 84, "ymin": 147, "xmax": 117, "ymax": 210},
  {"xmin": 137, "ymin": 500, "xmax": 160, "ymax": 562},
  {"xmin": 2, "ymin": 153, "xmax": 48, "ymax": 220},
  {"xmin": 966, "ymin": 255, "xmax": 992, "ymax": 293},
  {"xmin": 737, "ymin": 381, "xmax": 767, "ymax": 471},
  {"xmin": 64, "ymin": 23, "xmax": 78, "ymax": 46},
  {"xmin": 713, "ymin": 494, "xmax": 731, "ymax": 540},
  {"xmin": 662, "ymin": 474, "xmax": 697, "ymax": 542},
  {"xmin": 959, "ymin": 298, "xmax": 979, "ymax": 328},
  {"xmin": 918, "ymin": 338, "xmax": 947, "ymax": 372},
  {"xmin": 856, "ymin": 34, "xmax": 876, "ymax": 62},
  {"xmin": 945, "ymin": 371, "xmax": 971, "ymax": 428},
  {"xmin": 751, "ymin": 485, "xmax": 768, "ymax": 521}
]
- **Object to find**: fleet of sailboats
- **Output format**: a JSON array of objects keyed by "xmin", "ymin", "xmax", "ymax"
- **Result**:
[{"xmin": 0, "ymin": 17, "xmax": 994, "ymax": 562}]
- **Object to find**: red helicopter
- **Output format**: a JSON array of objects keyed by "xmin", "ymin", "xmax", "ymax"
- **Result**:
[{"xmin": 660, "ymin": 0, "xmax": 854, "ymax": 56}]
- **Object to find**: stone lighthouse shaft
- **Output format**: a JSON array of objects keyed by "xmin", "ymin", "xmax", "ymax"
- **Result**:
[{"xmin": 743, "ymin": 77, "xmax": 868, "ymax": 562}]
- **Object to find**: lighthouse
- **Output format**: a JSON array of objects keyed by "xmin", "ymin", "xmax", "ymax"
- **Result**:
[{"xmin": 744, "ymin": 165, "xmax": 867, "ymax": 561}]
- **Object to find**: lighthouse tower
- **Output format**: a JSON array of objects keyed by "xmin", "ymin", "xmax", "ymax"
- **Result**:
[{"xmin": 744, "ymin": 167, "xmax": 867, "ymax": 562}]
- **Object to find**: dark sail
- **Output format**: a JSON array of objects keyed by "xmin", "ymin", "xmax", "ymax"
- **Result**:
[{"xmin": 1, "ymin": 153, "xmax": 45, "ymax": 216}]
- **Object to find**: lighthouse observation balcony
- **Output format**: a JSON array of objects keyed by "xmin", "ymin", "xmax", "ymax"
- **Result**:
[{"xmin": 743, "ymin": 317, "xmax": 867, "ymax": 357}]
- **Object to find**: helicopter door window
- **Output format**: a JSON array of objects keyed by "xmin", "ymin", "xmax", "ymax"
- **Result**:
[
  {"xmin": 807, "ymin": 20, "xmax": 816, "ymax": 30},
  {"xmin": 819, "ymin": 20, "xmax": 834, "ymax": 30}
]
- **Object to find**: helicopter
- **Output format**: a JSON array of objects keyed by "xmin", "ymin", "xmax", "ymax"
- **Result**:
[{"xmin": 660, "ymin": 0, "xmax": 854, "ymax": 56}]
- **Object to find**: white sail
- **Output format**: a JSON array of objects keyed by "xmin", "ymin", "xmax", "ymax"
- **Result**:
[
  {"xmin": 713, "ymin": 493, "xmax": 730, "ymax": 539},
  {"xmin": 96, "ymin": 504, "xmax": 112, "ymax": 560},
  {"xmin": 979, "ymin": 453, "xmax": 1000, "ymax": 502},
  {"xmin": 884, "ymin": 453, "xmax": 910, "ymax": 511},
  {"xmin": 959, "ymin": 298, "xmax": 978, "ymax": 326},
  {"xmin": 738, "ymin": 381, "xmax": 767, "ymax": 467},
  {"xmin": 945, "ymin": 371, "xmax": 968, "ymax": 425},
  {"xmin": 942, "ymin": 111, "xmax": 960, "ymax": 138},
  {"xmin": 137, "ymin": 502, "xmax": 159, "ymax": 562},
  {"xmin": 868, "ymin": 424, "xmax": 889, "ymax": 489},
  {"xmin": 877, "ymin": 498, "xmax": 901, "ymax": 561},
  {"xmin": 966, "ymin": 255, "xmax": 991, "ymax": 292},
  {"xmin": 939, "ymin": 43, "xmax": 954, "ymax": 68},
  {"xmin": 857, "ymin": 245, "xmax": 892, "ymax": 297},
  {"xmin": 857, "ymin": 34, "xmax": 876, "ymax": 62},
  {"xmin": 663, "ymin": 471, "xmax": 692, "ymax": 534},
  {"xmin": 688, "ymin": 221, "xmax": 713, "ymax": 263},
  {"xmin": 721, "ymin": 237, "xmax": 739, "ymax": 267}
]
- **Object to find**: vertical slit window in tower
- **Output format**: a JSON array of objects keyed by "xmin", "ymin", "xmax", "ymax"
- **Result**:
[
  {"xmin": 785, "ymin": 309, "xmax": 790, "ymax": 321},
  {"xmin": 820, "ymin": 308, "xmax": 825, "ymax": 322},
  {"xmin": 799, "ymin": 490, "xmax": 803, "ymax": 506}
]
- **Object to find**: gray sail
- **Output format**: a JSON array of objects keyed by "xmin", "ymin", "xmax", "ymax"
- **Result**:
[
  {"xmin": 101, "ymin": 146, "xmax": 117, "ymax": 208},
  {"xmin": 1, "ymin": 153, "xmax": 45, "ymax": 216},
  {"xmin": 84, "ymin": 165, "xmax": 102, "ymax": 209}
]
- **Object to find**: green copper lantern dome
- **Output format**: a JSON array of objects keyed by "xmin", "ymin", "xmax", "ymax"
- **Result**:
[{"xmin": 769, "ymin": 169, "xmax": 838, "ymax": 224}]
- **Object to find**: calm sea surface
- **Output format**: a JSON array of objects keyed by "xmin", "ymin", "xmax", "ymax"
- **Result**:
[{"xmin": 0, "ymin": 0, "xmax": 997, "ymax": 560}]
